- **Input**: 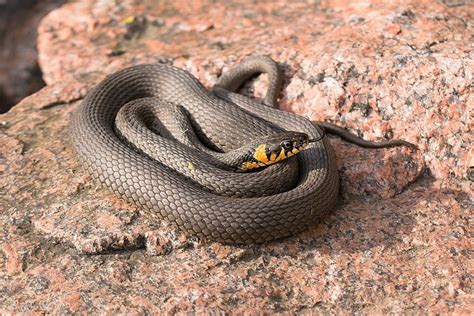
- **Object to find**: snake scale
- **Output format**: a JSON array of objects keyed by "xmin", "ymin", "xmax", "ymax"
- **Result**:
[{"xmin": 70, "ymin": 56, "xmax": 412, "ymax": 243}]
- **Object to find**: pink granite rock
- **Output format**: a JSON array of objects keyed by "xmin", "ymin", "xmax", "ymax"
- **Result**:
[{"xmin": 1, "ymin": 0, "xmax": 472, "ymax": 313}]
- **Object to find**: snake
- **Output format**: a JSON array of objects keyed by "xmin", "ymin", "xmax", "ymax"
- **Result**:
[{"xmin": 70, "ymin": 56, "xmax": 415, "ymax": 243}]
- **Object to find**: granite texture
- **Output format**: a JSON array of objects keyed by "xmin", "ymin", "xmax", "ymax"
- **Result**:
[{"xmin": 1, "ymin": 0, "xmax": 472, "ymax": 313}]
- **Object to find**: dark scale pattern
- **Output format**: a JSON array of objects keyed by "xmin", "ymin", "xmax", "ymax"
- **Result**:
[
  {"xmin": 114, "ymin": 98, "xmax": 301, "ymax": 198},
  {"xmin": 70, "ymin": 56, "xmax": 339, "ymax": 243}
]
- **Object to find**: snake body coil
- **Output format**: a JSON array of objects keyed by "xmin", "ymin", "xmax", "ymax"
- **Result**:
[{"xmin": 70, "ymin": 56, "xmax": 338, "ymax": 243}]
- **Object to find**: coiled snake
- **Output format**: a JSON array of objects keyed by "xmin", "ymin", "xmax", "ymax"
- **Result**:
[{"xmin": 70, "ymin": 56, "xmax": 414, "ymax": 243}]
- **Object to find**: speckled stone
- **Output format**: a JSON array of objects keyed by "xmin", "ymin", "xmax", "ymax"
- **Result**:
[{"xmin": 1, "ymin": 0, "xmax": 472, "ymax": 313}]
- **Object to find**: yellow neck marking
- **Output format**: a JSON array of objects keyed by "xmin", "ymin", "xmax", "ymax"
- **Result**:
[
  {"xmin": 240, "ymin": 161, "xmax": 261, "ymax": 170},
  {"xmin": 254, "ymin": 144, "xmax": 270, "ymax": 165},
  {"xmin": 275, "ymin": 149, "xmax": 287, "ymax": 162},
  {"xmin": 269, "ymin": 152, "xmax": 277, "ymax": 162},
  {"xmin": 241, "ymin": 143, "xmax": 302, "ymax": 170}
]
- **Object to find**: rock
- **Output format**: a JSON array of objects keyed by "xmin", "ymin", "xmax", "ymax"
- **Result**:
[
  {"xmin": 0, "ymin": 0, "xmax": 66, "ymax": 113},
  {"xmin": 0, "ymin": 0, "xmax": 472, "ymax": 313}
]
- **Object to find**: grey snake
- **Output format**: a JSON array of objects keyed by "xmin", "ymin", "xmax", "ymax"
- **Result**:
[{"xmin": 70, "ymin": 56, "xmax": 414, "ymax": 243}]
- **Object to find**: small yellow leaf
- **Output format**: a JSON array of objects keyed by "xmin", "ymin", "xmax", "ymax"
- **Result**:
[{"xmin": 123, "ymin": 16, "xmax": 135, "ymax": 25}]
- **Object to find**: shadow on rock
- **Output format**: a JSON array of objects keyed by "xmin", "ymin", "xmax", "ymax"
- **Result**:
[{"xmin": 257, "ymin": 174, "xmax": 471, "ymax": 258}]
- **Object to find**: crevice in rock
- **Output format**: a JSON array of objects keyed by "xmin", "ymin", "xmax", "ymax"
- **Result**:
[{"xmin": 0, "ymin": 0, "xmax": 67, "ymax": 113}]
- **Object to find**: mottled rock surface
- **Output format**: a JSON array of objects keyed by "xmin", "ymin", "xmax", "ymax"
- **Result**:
[{"xmin": 1, "ymin": 0, "xmax": 472, "ymax": 313}]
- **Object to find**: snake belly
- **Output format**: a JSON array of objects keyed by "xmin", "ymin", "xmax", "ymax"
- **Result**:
[{"xmin": 70, "ymin": 56, "xmax": 339, "ymax": 243}]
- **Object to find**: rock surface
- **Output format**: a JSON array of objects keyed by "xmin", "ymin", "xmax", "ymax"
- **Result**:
[
  {"xmin": 0, "ymin": 0, "xmax": 66, "ymax": 113},
  {"xmin": 1, "ymin": 0, "xmax": 472, "ymax": 313}
]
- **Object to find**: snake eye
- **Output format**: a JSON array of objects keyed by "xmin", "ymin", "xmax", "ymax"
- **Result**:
[{"xmin": 281, "ymin": 140, "xmax": 292, "ymax": 150}]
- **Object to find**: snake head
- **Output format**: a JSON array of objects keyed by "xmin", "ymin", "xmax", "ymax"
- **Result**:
[{"xmin": 238, "ymin": 132, "xmax": 309, "ymax": 171}]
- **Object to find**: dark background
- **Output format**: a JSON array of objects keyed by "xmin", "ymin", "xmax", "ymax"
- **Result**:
[{"xmin": 0, "ymin": 0, "xmax": 65, "ymax": 113}]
